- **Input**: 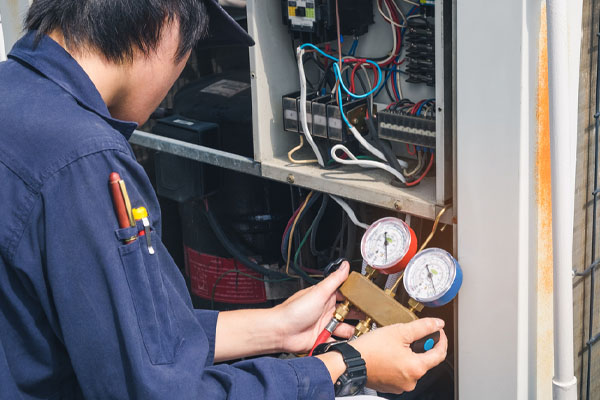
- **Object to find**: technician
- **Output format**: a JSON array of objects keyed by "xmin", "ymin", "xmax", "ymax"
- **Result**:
[{"xmin": 0, "ymin": 1, "xmax": 448, "ymax": 399}]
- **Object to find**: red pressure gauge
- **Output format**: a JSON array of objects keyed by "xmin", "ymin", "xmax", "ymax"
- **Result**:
[{"xmin": 360, "ymin": 217, "xmax": 417, "ymax": 274}]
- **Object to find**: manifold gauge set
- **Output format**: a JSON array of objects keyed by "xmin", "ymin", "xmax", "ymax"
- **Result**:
[
  {"xmin": 361, "ymin": 216, "xmax": 462, "ymax": 308},
  {"xmin": 312, "ymin": 216, "xmax": 462, "ymax": 351}
]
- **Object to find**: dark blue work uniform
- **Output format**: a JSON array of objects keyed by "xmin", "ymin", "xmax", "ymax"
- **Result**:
[{"xmin": 0, "ymin": 32, "xmax": 334, "ymax": 399}]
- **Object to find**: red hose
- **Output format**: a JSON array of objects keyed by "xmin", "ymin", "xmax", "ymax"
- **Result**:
[{"xmin": 309, "ymin": 329, "xmax": 333, "ymax": 356}]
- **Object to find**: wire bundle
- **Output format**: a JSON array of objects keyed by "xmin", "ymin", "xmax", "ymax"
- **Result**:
[
  {"xmin": 292, "ymin": 1, "xmax": 435, "ymax": 187},
  {"xmin": 280, "ymin": 191, "xmax": 369, "ymax": 284}
]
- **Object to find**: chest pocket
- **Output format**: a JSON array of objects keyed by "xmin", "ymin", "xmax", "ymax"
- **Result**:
[{"xmin": 116, "ymin": 225, "xmax": 182, "ymax": 365}]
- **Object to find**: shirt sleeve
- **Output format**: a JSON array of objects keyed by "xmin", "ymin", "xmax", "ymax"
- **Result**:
[{"xmin": 14, "ymin": 146, "xmax": 334, "ymax": 399}]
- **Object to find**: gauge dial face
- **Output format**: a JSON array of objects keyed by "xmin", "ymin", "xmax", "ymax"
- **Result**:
[
  {"xmin": 361, "ymin": 217, "xmax": 411, "ymax": 269},
  {"xmin": 404, "ymin": 248, "xmax": 457, "ymax": 303}
]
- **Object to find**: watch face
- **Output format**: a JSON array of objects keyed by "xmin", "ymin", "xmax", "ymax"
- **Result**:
[{"xmin": 334, "ymin": 371, "xmax": 366, "ymax": 396}]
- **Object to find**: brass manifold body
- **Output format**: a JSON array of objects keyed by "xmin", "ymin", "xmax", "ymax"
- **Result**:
[{"xmin": 334, "ymin": 268, "xmax": 424, "ymax": 338}]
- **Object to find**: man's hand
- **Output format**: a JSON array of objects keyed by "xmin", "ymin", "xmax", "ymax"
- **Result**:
[
  {"xmin": 317, "ymin": 318, "xmax": 448, "ymax": 394},
  {"xmin": 214, "ymin": 261, "xmax": 356, "ymax": 361},
  {"xmin": 273, "ymin": 261, "xmax": 359, "ymax": 354}
]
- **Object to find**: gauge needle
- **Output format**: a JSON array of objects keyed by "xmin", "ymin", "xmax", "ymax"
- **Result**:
[
  {"xmin": 383, "ymin": 232, "xmax": 388, "ymax": 263},
  {"xmin": 426, "ymin": 265, "xmax": 436, "ymax": 292}
]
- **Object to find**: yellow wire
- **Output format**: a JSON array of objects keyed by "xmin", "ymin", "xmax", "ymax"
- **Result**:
[
  {"xmin": 404, "ymin": 151, "xmax": 423, "ymax": 177},
  {"xmin": 286, "ymin": 192, "xmax": 321, "ymax": 278},
  {"xmin": 288, "ymin": 135, "xmax": 318, "ymax": 164},
  {"xmin": 418, "ymin": 205, "xmax": 450, "ymax": 252}
]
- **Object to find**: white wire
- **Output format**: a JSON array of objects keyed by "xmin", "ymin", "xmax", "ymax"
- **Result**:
[
  {"xmin": 332, "ymin": 62, "xmax": 353, "ymax": 95},
  {"xmin": 395, "ymin": 64, "xmax": 404, "ymax": 99},
  {"xmin": 377, "ymin": 1, "xmax": 399, "ymax": 66},
  {"xmin": 347, "ymin": 125, "xmax": 409, "ymax": 168},
  {"xmin": 377, "ymin": 0, "xmax": 406, "ymax": 28},
  {"xmin": 296, "ymin": 48, "xmax": 325, "ymax": 167},
  {"xmin": 330, "ymin": 195, "xmax": 370, "ymax": 230},
  {"xmin": 358, "ymin": 64, "xmax": 373, "ymax": 91},
  {"xmin": 390, "ymin": 0, "xmax": 409, "ymax": 24},
  {"xmin": 331, "ymin": 144, "xmax": 407, "ymax": 183}
]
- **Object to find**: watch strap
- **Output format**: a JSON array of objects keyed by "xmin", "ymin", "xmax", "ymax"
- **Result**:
[{"xmin": 313, "ymin": 341, "xmax": 367, "ymax": 396}]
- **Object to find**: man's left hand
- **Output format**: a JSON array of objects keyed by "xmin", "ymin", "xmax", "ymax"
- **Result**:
[{"xmin": 273, "ymin": 261, "xmax": 360, "ymax": 354}]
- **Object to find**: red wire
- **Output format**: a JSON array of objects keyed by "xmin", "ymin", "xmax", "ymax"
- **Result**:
[
  {"xmin": 377, "ymin": 0, "xmax": 403, "ymax": 67},
  {"xmin": 411, "ymin": 100, "xmax": 426, "ymax": 115},
  {"xmin": 391, "ymin": 69, "xmax": 400, "ymax": 102},
  {"xmin": 405, "ymin": 153, "xmax": 435, "ymax": 187},
  {"xmin": 350, "ymin": 62, "xmax": 361, "ymax": 92},
  {"xmin": 280, "ymin": 198, "xmax": 308, "ymax": 251},
  {"xmin": 406, "ymin": 143, "xmax": 416, "ymax": 155}
]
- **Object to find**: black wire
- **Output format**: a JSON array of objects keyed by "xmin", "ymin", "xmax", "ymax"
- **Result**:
[
  {"xmin": 317, "ymin": 62, "xmax": 336, "ymax": 92},
  {"xmin": 385, "ymin": 71, "xmax": 396, "ymax": 102},
  {"xmin": 203, "ymin": 203, "xmax": 288, "ymax": 279},
  {"xmin": 281, "ymin": 193, "xmax": 322, "ymax": 261},
  {"xmin": 279, "ymin": 193, "xmax": 322, "ymax": 285},
  {"xmin": 366, "ymin": 115, "xmax": 404, "ymax": 174},
  {"xmin": 289, "ymin": 184, "xmax": 297, "ymax": 213},
  {"xmin": 329, "ymin": 214, "xmax": 346, "ymax": 260},
  {"xmin": 289, "ymin": 260, "xmax": 319, "ymax": 285},
  {"xmin": 302, "ymin": 53, "xmax": 323, "ymax": 90},
  {"xmin": 308, "ymin": 52, "xmax": 326, "ymax": 71},
  {"xmin": 344, "ymin": 211, "xmax": 357, "ymax": 262},
  {"xmin": 310, "ymin": 195, "xmax": 330, "ymax": 257}
]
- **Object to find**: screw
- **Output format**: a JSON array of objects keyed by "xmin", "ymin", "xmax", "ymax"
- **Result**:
[
  {"xmin": 287, "ymin": 174, "xmax": 295, "ymax": 184},
  {"xmin": 352, "ymin": 118, "xmax": 359, "ymax": 124},
  {"xmin": 394, "ymin": 201, "xmax": 402, "ymax": 211},
  {"xmin": 250, "ymin": 72, "xmax": 256, "ymax": 79}
]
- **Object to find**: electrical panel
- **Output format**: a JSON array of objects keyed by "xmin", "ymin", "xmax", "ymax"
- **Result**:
[
  {"xmin": 248, "ymin": 0, "xmax": 452, "ymax": 218},
  {"xmin": 248, "ymin": 0, "xmax": 456, "ymax": 306}
]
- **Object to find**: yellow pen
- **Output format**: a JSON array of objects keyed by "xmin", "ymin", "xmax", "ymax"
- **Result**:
[{"xmin": 132, "ymin": 207, "xmax": 155, "ymax": 255}]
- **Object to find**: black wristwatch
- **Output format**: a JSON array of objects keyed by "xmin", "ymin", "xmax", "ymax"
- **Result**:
[{"xmin": 313, "ymin": 341, "xmax": 367, "ymax": 396}]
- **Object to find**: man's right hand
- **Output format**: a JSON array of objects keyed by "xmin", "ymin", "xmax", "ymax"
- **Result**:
[{"xmin": 315, "ymin": 318, "xmax": 448, "ymax": 394}]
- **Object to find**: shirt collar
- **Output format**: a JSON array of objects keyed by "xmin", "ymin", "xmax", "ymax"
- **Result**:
[{"xmin": 8, "ymin": 31, "xmax": 138, "ymax": 139}]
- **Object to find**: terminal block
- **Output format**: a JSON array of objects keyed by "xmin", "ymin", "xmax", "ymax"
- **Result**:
[
  {"xmin": 282, "ymin": 92, "xmax": 368, "ymax": 142},
  {"xmin": 405, "ymin": 17, "xmax": 435, "ymax": 86},
  {"xmin": 377, "ymin": 109, "xmax": 436, "ymax": 149},
  {"xmin": 282, "ymin": 92, "xmax": 370, "ymax": 165}
]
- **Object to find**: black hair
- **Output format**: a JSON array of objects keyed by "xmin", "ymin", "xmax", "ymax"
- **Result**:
[{"xmin": 25, "ymin": 0, "xmax": 209, "ymax": 63}]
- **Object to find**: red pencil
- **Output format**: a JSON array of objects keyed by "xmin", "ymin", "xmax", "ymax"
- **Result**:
[{"xmin": 109, "ymin": 172, "xmax": 136, "ymax": 243}]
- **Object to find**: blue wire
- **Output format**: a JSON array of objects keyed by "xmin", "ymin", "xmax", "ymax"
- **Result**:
[
  {"xmin": 416, "ymin": 98, "xmax": 435, "ymax": 115},
  {"xmin": 299, "ymin": 43, "xmax": 338, "ymax": 63},
  {"xmin": 280, "ymin": 194, "xmax": 321, "ymax": 261},
  {"xmin": 298, "ymin": 42, "xmax": 383, "ymax": 128},
  {"xmin": 299, "ymin": 43, "xmax": 382, "ymax": 98},
  {"xmin": 349, "ymin": 38, "xmax": 359, "ymax": 56},
  {"xmin": 337, "ymin": 87, "xmax": 352, "ymax": 128},
  {"xmin": 392, "ymin": 70, "xmax": 401, "ymax": 100},
  {"xmin": 373, "ymin": 70, "xmax": 393, "ymax": 98},
  {"xmin": 333, "ymin": 63, "xmax": 382, "ymax": 99}
]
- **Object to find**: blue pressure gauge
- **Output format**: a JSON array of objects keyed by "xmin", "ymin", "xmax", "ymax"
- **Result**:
[{"xmin": 403, "ymin": 248, "xmax": 462, "ymax": 307}]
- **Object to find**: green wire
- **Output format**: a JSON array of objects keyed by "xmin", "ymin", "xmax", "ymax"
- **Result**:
[{"xmin": 293, "ymin": 225, "xmax": 314, "ymax": 269}]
